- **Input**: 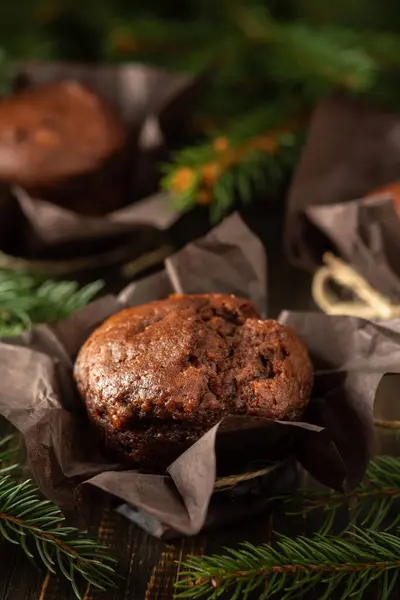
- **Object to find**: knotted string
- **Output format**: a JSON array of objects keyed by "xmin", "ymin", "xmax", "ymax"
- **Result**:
[
  {"xmin": 313, "ymin": 254, "xmax": 400, "ymax": 429},
  {"xmin": 312, "ymin": 253, "xmax": 400, "ymax": 320}
]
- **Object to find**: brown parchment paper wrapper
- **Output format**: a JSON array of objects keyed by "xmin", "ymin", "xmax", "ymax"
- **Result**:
[
  {"xmin": 285, "ymin": 92, "xmax": 400, "ymax": 272},
  {"xmin": 0, "ymin": 213, "xmax": 386, "ymax": 538},
  {"xmin": 305, "ymin": 196, "xmax": 400, "ymax": 302},
  {"xmin": 0, "ymin": 61, "xmax": 200, "ymax": 269}
]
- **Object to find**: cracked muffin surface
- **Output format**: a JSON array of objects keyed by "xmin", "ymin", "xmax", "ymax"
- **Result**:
[{"xmin": 74, "ymin": 293, "xmax": 313, "ymax": 472}]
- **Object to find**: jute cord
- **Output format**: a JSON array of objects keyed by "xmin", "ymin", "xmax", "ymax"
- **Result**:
[
  {"xmin": 313, "ymin": 254, "xmax": 400, "ymax": 429},
  {"xmin": 373, "ymin": 419, "xmax": 400, "ymax": 429},
  {"xmin": 213, "ymin": 464, "xmax": 281, "ymax": 490},
  {"xmin": 312, "ymin": 253, "xmax": 400, "ymax": 320},
  {"xmin": 0, "ymin": 244, "xmax": 173, "ymax": 278}
]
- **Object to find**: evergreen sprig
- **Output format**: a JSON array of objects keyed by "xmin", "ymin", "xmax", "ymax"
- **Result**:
[
  {"xmin": 0, "ymin": 269, "xmax": 103, "ymax": 337},
  {"xmin": 0, "ymin": 434, "xmax": 19, "ymax": 474},
  {"xmin": 0, "ymin": 352, "xmax": 116, "ymax": 599},
  {"xmin": 230, "ymin": 7, "xmax": 376, "ymax": 93},
  {"xmin": 0, "ymin": 474, "xmax": 117, "ymax": 598},
  {"xmin": 162, "ymin": 106, "xmax": 302, "ymax": 220},
  {"xmin": 176, "ymin": 528, "xmax": 400, "ymax": 600},
  {"xmin": 280, "ymin": 456, "xmax": 400, "ymax": 534},
  {"xmin": 107, "ymin": 11, "xmax": 376, "ymax": 93}
]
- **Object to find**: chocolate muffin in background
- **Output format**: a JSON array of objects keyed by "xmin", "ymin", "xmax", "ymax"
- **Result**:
[
  {"xmin": 74, "ymin": 293, "xmax": 313, "ymax": 473},
  {"xmin": 0, "ymin": 81, "xmax": 127, "ymax": 216},
  {"xmin": 366, "ymin": 180, "xmax": 400, "ymax": 216}
]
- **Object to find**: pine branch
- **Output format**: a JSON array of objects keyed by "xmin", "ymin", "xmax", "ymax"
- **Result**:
[
  {"xmin": 279, "ymin": 456, "xmax": 400, "ymax": 534},
  {"xmin": 231, "ymin": 8, "xmax": 376, "ymax": 93},
  {"xmin": 162, "ymin": 107, "xmax": 303, "ymax": 220},
  {"xmin": 106, "ymin": 18, "xmax": 223, "ymax": 72},
  {"xmin": 0, "ymin": 270, "xmax": 103, "ymax": 337},
  {"xmin": 0, "ymin": 473, "xmax": 117, "ymax": 599},
  {"xmin": 106, "ymin": 11, "xmax": 376, "ymax": 93},
  {"xmin": 176, "ymin": 528, "xmax": 400, "ymax": 600},
  {"xmin": 0, "ymin": 434, "xmax": 19, "ymax": 474},
  {"xmin": 0, "ymin": 393, "xmax": 117, "ymax": 598},
  {"xmin": 0, "ymin": 274, "xmax": 113, "ymax": 596}
]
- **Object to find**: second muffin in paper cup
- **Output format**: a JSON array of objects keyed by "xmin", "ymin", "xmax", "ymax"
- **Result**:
[
  {"xmin": 0, "ymin": 61, "xmax": 200, "ymax": 278},
  {"xmin": 0, "ymin": 214, "xmax": 391, "ymax": 538}
]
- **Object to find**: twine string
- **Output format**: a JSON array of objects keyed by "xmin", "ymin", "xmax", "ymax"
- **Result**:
[
  {"xmin": 313, "ymin": 254, "xmax": 400, "ymax": 429},
  {"xmin": 213, "ymin": 464, "xmax": 281, "ymax": 491},
  {"xmin": 312, "ymin": 253, "xmax": 400, "ymax": 320}
]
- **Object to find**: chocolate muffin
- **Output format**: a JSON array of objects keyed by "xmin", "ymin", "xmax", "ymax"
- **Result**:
[
  {"xmin": 74, "ymin": 294, "xmax": 313, "ymax": 472},
  {"xmin": 366, "ymin": 181, "xmax": 400, "ymax": 217},
  {"xmin": 0, "ymin": 81, "xmax": 126, "ymax": 216}
]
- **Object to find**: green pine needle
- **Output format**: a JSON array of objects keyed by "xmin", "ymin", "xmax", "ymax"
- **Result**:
[
  {"xmin": 279, "ymin": 456, "xmax": 400, "ymax": 534},
  {"xmin": 0, "ymin": 434, "xmax": 19, "ymax": 474},
  {"xmin": 163, "ymin": 107, "xmax": 302, "ymax": 221},
  {"xmin": 0, "ymin": 319, "xmax": 116, "ymax": 598},
  {"xmin": 0, "ymin": 474, "xmax": 117, "ymax": 598},
  {"xmin": 0, "ymin": 270, "xmax": 103, "ymax": 337},
  {"xmin": 210, "ymin": 140, "xmax": 298, "ymax": 223},
  {"xmin": 176, "ymin": 529, "xmax": 400, "ymax": 600}
]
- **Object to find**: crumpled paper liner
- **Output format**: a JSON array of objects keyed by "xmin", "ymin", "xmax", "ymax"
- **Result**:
[
  {"xmin": 0, "ymin": 61, "xmax": 200, "ymax": 269},
  {"xmin": 0, "ymin": 214, "xmax": 387, "ymax": 538},
  {"xmin": 285, "ymin": 92, "xmax": 400, "ymax": 274},
  {"xmin": 305, "ymin": 196, "xmax": 400, "ymax": 303}
]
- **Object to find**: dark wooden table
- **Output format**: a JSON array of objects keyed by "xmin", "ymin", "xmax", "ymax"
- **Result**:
[{"xmin": 1, "ymin": 202, "xmax": 398, "ymax": 600}]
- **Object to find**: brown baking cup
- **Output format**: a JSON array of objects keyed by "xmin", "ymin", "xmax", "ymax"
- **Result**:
[
  {"xmin": 0, "ymin": 215, "xmax": 387, "ymax": 538},
  {"xmin": 0, "ymin": 61, "xmax": 200, "ymax": 273},
  {"xmin": 285, "ymin": 92, "xmax": 400, "ymax": 281},
  {"xmin": 0, "ymin": 187, "xmax": 177, "ymax": 281},
  {"xmin": 0, "ymin": 229, "xmax": 174, "ymax": 281},
  {"xmin": 299, "ymin": 195, "xmax": 400, "ymax": 303}
]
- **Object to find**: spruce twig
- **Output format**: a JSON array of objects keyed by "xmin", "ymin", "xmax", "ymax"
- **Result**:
[
  {"xmin": 279, "ymin": 456, "xmax": 400, "ymax": 534},
  {"xmin": 0, "ymin": 420, "xmax": 116, "ymax": 598},
  {"xmin": 176, "ymin": 528, "xmax": 400, "ymax": 600},
  {"xmin": 162, "ymin": 108, "xmax": 303, "ymax": 220},
  {"xmin": 0, "ymin": 270, "xmax": 113, "ymax": 597},
  {"xmin": 0, "ymin": 434, "xmax": 19, "ymax": 474},
  {"xmin": 0, "ymin": 474, "xmax": 117, "ymax": 599},
  {"xmin": 0, "ymin": 270, "xmax": 103, "ymax": 337}
]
